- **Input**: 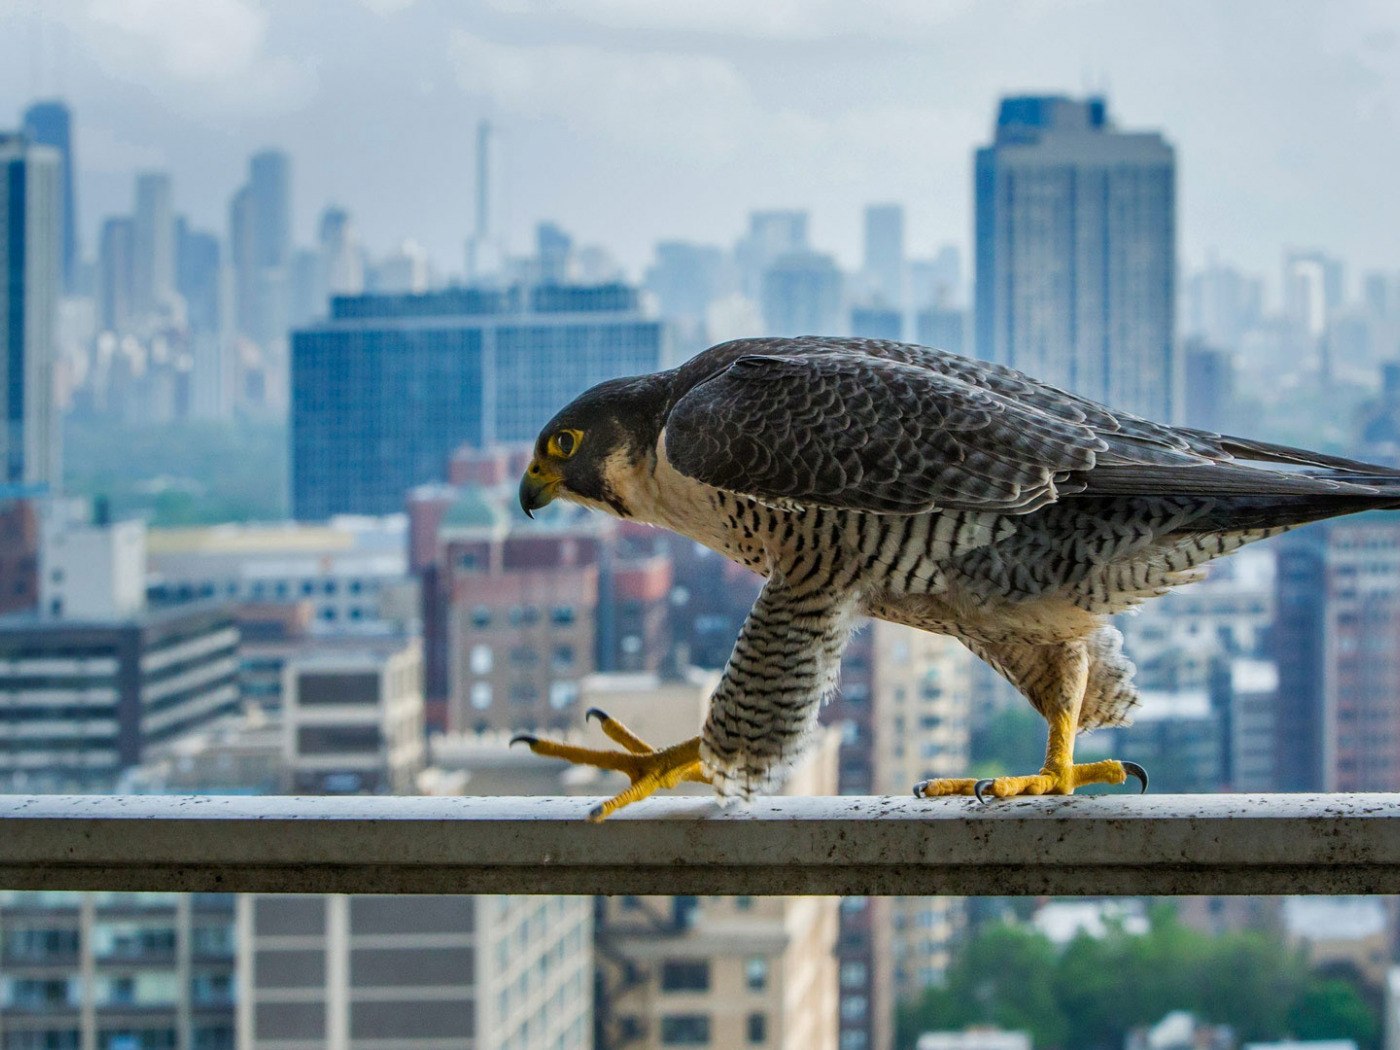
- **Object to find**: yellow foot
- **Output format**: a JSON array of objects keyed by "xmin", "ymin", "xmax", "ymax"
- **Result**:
[
  {"xmin": 511, "ymin": 708, "xmax": 708, "ymax": 822},
  {"xmin": 913, "ymin": 760, "xmax": 1148, "ymax": 802}
]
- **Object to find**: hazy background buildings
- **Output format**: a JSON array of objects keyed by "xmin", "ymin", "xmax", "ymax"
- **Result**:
[{"xmin": 1, "ymin": 3, "xmax": 1400, "ymax": 1049}]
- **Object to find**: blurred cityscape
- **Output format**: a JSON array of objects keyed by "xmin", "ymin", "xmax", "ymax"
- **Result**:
[{"xmin": 2, "ymin": 25, "xmax": 1400, "ymax": 1050}]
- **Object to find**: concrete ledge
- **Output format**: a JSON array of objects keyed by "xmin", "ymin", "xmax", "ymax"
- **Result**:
[{"xmin": 0, "ymin": 793, "xmax": 1396, "ymax": 896}]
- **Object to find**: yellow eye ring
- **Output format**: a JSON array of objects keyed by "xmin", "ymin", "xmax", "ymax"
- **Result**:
[{"xmin": 549, "ymin": 429, "xmax": 583, "ymax": 459}]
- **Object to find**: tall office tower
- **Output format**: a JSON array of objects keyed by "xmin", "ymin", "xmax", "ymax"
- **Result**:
[
  {"xmin": 1270, "ymin": 528, "xmax": 1327, "ymax": 791},
  {"xmin": 974, "ymin": 96, "xmax": 1176, "ymax": 421},
  {"xmin": 1317, "ymin": 521, "xmax": 1400, "ymax": 791},
  {"xmin": 176, "ymin": 218, "xmax": 223, "ymax": 334},
  {"xmin": 0, "ymin": 133, "xmax": 61, "ymax": 490},
  {"xmin": 238, "ymin": 894, "xmax": 592, "ymax": 1049},
  {"xmin": 229, "ymin": 150, "xmax": 291, "ymax": 344},
  {"xmin": 132, "ymin": 171, "xmax": 175, "ymax": 318},
  {"xmin": 863, "ymin": 203, "xmax": 905, "ymax": 308},
  {"xmin": 318, "ymin": 206, "xmax": 363, "ymax": 298},
  {"xmin": 735, "ymin": 210, "xmax": 809, "ymax": 297},
  {"xmin": 21, "ymin": 100, "xmax": 78, "ymax": 293},
  {"xmin": 0, "ymin": 890, "xmax": 236, "ymax": 1050},
  {"xmin": 98, "ymin": 217, "xmax": 136, "ymax": 334},
  {"xmin": 291, "ymin": 283, "xmax": 663, "ymax": 518},
  {"xmin": 760, "ymin": 251, "xmax": 844, "ymax": 337}
]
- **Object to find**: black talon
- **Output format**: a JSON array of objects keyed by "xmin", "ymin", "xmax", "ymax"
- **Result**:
[
  {"xmin": 912, "ymin": 781, "xmax": 929, "ymax": 799},
  {"xmin": 510, "ymin": 734, "xmax": 537, "ymax": 748},
  {"xmin": 1122, "ymin": 761, "xmax": 1149, "ymax": 794},
  {"xmin": 973, "ymin": 779, "xmax": 996, "ymax": 804},
  {"xmin": 585, "ymin": 707, "xmax": 608, "ymax": 724}
]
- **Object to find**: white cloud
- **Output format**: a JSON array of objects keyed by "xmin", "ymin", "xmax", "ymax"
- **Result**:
[
  {"xmin": 478, "ymin": 0, "xmax": 975, "ymax": 42},
  {"xmin": 59, "ymin": 0, "xmax": 317, "ymax": 113},
  {"xmin": 448, "ymin": 30, "xmax": 758, "ymax": 160}
]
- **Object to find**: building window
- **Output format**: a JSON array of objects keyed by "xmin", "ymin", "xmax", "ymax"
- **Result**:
[
  {"xmin": 550, "ymin": 606, "xmax": 575, "ymax": 625},
  {"xmin": 470, "ymin": 683, "xmax": 492, "ymax": 710},
  {"xmin": 660, "ymin": 1015, "xmax": 710, "ymax": 1045},
  {"xmin": 552, "ymin": 644, "xmax": 575, "ymax": 670},
  {"xmin": 840, "ymin": 995, "xmax": 868, "ymax": 1021},
  {"xmin": 549, "ymin": 681, "xmax": 579, "ymax": 710},
  {"xmin": 840, "ymin": 1033, "xmax": 869, "ymax": 1050},
  {"xmin": 471, "ymin": 606, "xmax": 491, "ymax": 629},
  {"xmin": 660, "ymin": 959, "xmax": 710, "ymax": 992},
  {"xmin": 839, "ymin": 962, "xmax": 867, "ymax": 989},
  {"xmin": 469, "ymin": 645, "xmax": 492, "ymax": 674},
  {"xmin": 747, "ymin": 1013, "xmax": 767, "ymax": 1044},
  {"xmin": 745, "ymin": 957, "xmax": 768, "ymax": 991}
]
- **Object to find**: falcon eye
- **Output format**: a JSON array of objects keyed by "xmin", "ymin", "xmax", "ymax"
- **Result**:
[{"xmin": 550, "ymin": 429, "xmax": 582, "ymax": 459}]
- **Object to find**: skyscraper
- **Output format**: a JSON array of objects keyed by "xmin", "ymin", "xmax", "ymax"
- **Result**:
[
  {"xmin": 97, "ymin": 216, "xmax": 135, "ymax": 334},
  {"xmin": 863, "ymin": 203, "xmax": 904, "ymax": 309},
  {"xmin": 974, "ymin": 95, "xmax": 1177, "ymax": 420},
  {"xmin": 291, "ymin": 284, "xmax": 664, "ymax": 518},
  {"xmin": 229, "ymin": 149, "xmax": 291, "ymax": 344},
  {"xmin": 0, "ymin": 133, "xmax": 60, "ymax": 490},
  {"xmin": 132, "ymin": 170, "xmax": 175, "ymax": 319},
  {"xmin": 20, "ymin": 100, "xmax": 77, "ymax": 294}
]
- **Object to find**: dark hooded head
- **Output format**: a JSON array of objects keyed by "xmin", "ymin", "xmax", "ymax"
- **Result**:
[{"xmin": 519, "ymin": 372, "xmax": 671, "ymax": 519}]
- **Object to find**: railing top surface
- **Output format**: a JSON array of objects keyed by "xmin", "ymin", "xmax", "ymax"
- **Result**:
[{"xmin": 0, "ymin": 793, "xmax": 1395, "ymax": 897}]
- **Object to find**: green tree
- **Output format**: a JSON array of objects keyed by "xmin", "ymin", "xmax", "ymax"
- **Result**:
[
  {"xmin": 1288, "ymin": 979, "xmax": 1379, "ymax": 1049},
  {"xmin": 897, "ymin": 904, "xmax": 1379, "ymax": 1050}
]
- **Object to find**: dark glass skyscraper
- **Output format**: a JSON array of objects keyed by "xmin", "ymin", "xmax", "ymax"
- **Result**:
[
  {"xmin": 974, "ymin": 95, "xmax": 1177, "ymax": 420},
  {"xmin": 0, "ymin": 133, "xmax": 60, "ymax": 490},
  {"xmin": 291, "ymin": 284, "xmax": 665, "ymax": 519},
  {"xmin": 20, "ymin": 100, "xmax": 76, "ymax": 294}
]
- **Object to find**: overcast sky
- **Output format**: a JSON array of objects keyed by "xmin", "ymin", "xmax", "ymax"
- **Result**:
[{"xmin": 3, "ymin": 0, "xmax": 1397, "ymax": 295}]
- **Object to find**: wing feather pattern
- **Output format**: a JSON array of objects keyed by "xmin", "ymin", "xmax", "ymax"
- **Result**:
[{"xmin": 662, "ymin": 338, "xmax": 1400, "ymax": 516}]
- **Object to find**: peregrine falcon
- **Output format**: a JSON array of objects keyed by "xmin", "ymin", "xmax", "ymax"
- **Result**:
[{"xmin": 514, "ymin": 336, "xmax": 1399, "ymax": 819}]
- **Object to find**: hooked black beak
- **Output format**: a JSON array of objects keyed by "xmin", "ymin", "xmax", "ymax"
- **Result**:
[{"xmin": 519, "ymin": 458, "xmax": 561, "ymax": 518}]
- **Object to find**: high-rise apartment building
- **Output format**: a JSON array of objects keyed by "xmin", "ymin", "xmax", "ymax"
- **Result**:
[
  {"xmin": 133, "ymin": 171, "xmax": 175, "ymax": 319},
  {"xmin": 1, "ymin": 132, "xmax": 61, "ymax": 490},
  {"xmin": 237, "ymin": 894, "xmax": 591, "ymax": 1050},
  {"xmin": 20, "ymin": 101, "xmax": 77, "ymax": 294},
  {"xmin": 0, "ymin": 603, "xmax": 240, "ymax": 790},
  {"xmin": 974, "ymin": 95, "xmax": 1176, "ymax": 420},
  {"xmin": 0, "ymin": 889, "xmax": 236, "ymax": 1050},
  {"xmin": 862, "ymin": 204, "xmax": 904, "ymax": 309},
  {"xmin": 291, "ymin": 284, "xmax": 663, "ymax": 518}
]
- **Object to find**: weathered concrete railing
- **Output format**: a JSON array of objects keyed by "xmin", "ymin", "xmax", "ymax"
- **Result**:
[{"xmin": 0, "ymin": 793, "xmax": 1394, "ymax": 896}]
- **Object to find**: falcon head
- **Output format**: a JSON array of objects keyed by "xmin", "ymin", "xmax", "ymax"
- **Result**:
[{"xmin": 519, "ymin": 373, "xmax": 670, "ymax": 519}]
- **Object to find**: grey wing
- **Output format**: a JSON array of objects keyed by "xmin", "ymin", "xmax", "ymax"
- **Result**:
[
  {"xmin": 666, "ymin": 338, "xmax": 1400, "ymax": 514},
  {"xmin": 663, "ymin": 352, "xmax": 1115, "ymax": 514}
]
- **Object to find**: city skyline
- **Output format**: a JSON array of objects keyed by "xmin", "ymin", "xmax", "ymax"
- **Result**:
[{"xmin": 2, "ymin": 1, "xmax": 1398, "ymax": 287}]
